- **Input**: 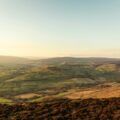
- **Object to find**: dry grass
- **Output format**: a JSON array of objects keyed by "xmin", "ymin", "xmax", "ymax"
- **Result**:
[
  {"xmin": 66, "ymin": 82, "xmax": 120, "ymax": 99},
  {"xmin": 15, "ymin": 93, "xmax": 41, "ymax": 99}
]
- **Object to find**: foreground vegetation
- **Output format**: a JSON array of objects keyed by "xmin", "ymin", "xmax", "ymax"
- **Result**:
[{"xmin": 0, "ymin": 97, "xmax": 119, "ymax": 120}]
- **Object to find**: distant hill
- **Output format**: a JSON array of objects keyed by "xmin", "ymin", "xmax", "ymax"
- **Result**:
[
  {"xmin": 0, "ymin": 56, "xmax": 119, "ymax": 65},
  {"xmin": 35, "ymin": 57, "xmax": 120, "ymax": 65},
  {"xmin": 0, "ymin": 56, "xmax": 31, "ymax": 64}
]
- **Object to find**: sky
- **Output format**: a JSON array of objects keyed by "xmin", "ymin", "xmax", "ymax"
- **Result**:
[{"xmin": 0, "ymin": 0, "xmax": 120, "ymax": 58}]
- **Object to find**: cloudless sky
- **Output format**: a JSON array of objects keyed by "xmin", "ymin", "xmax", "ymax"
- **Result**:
[{"xmin": 0, "ymin": 0, "xmax": 120, "ymax": 58}]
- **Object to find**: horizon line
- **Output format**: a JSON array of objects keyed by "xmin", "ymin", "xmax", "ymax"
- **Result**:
[{"xmin": 0, "ymin": 55, "xmax": 120, "ymax": 59}]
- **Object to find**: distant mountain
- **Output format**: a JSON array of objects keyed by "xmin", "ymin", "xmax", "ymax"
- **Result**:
[
  {"xmin": 0, "ymin": 56, "xmax": 119, "ymax": 65},
  {"xmin": 0, "ymin": 56, "xmax": 31, "ymax": 64},
  {"xmin": 35, "ymin": 57, "xmax": 120, "ymax": 65}
]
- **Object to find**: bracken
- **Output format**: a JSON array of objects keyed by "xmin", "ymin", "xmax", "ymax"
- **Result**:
[{"xmin": 0, "ymin": 98, "xmax": 119, "ymax": 120}]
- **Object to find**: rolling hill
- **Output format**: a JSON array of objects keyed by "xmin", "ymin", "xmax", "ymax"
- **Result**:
[
  {"xmin": 0, "ymin": 56, "xmax": 119, "ymax": 103},
  {"xmin": 35, "ymin": 57, "xmax": 120, "ymax": 65}
]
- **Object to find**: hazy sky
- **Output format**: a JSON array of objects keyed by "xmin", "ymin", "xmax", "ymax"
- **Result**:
[{"xmin": 0, "ymin": 0, "xmax": 120, "ymax": 58}]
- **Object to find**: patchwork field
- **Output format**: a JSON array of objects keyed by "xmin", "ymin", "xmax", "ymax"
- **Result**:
[{"xmin": 0, "ymin": 57, "xmax": 120, "ymax": 103}]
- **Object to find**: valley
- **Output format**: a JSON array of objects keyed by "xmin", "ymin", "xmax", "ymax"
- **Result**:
[{"xmin": 0, "ymin": 57, "xmax": 120, "ymax": 103}]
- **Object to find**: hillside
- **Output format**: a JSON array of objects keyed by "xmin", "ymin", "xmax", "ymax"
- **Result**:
[
  {"xmin": 0, "ymin": 57, "xmax": 119, "ymax": 120},
  {"xmin": 35, "ymin": 57, "xmax": 120, "ymax": 65},
  {"xmin": 66, "ymin": 82, "xmax": 120, "ymax": 99},
  {"xmin": 0, "ymin": 57, "xmax": 119, "ymax": 103},
  {"xmin": 0, "ymin": 98, "xmax": 119, "ymax": 120}
]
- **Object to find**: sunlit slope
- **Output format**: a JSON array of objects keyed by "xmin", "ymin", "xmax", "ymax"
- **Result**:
[{"xmin": 66, "ymin": 82, "xmax": 120, "ymax": 99}]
